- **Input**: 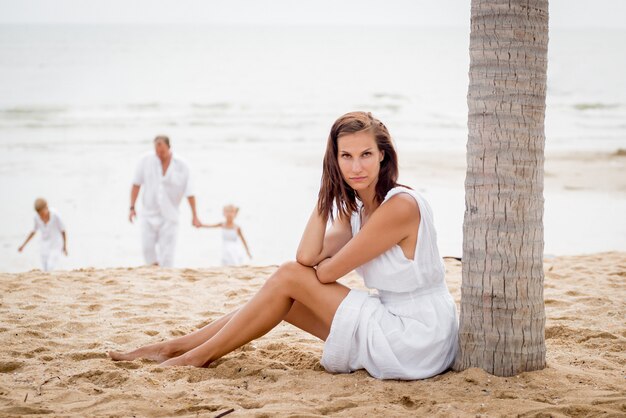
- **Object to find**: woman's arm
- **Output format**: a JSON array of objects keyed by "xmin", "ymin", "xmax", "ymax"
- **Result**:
[
  {"xmin": 296, "ymin": 207, "xmax": 352, "ymax": 267},
  {"xmin": 18, "ymin": 231, "xmax": 36, "ymax": 252},
  {"xmin": 316, "ymin": 194, "xmax": 420, "ymax": 283}
]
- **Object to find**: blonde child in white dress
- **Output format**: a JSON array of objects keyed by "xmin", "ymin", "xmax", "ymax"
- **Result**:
[
  {"xmin": 110, "ymin": 112, "xmax": 458, "ymax": 380},
  {"xmin": 201, "ymin": 204, "xmax": 252, "ymax": 266}
]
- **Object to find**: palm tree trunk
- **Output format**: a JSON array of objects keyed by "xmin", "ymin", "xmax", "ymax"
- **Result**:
[{"xmin": 454, "ymin": 0, "xmax": 549, "ymax": 376}]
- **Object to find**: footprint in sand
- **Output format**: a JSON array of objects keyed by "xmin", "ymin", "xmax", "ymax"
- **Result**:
[
  {"xmin": 494, "ymin": 390, "xmax": 518, "ymax": 400},
  {"xmin": 143, "ymin": 302, "xmax": 171, "ymax": 309},
  {"xmin": 127, "ymin": 316, "xmax": 154, "ymax": 324},
  {"xmin": 175, "ymin": 404, "xmax": 228, "ymax": 414},
  {"xmin": 67, "ymin": 351, "xmax": 109, "ymax": 361},
  {"xmin": 577, "ymin": 331, "xmax": 618, "ymax": 343},
  {"xmin": 33, "ymin": 320, "xmax": 63, "ymax": 329},
  {"xmin": 396, "ymin": 395, "xmax": 425, "ymax": 410},
  {"xmin": 24, "ymin": 329, "xmax": 46, "ymax": 338},
  {"xmin": 110, "ymin": 334, "xmax": 133, "ymax": 345},
  {"xmin": 0, "ymin": 361, "xmax": 24, "ymax": 373},
  {"xmin": 318, "ymin": 399, "xmax": 358, "ymax": 415},
  {"xmin": 113, "ymin": 361, "xmax": 141, "ymax": 370},
  {"xmin": 565, "ymin": 290, "xmax": 583, "ymax": 297},
  {"xmin": 1, "ymin": 406, "xmax": 54, "ymax": 415},
  {"xmin": 194, "ymin": 320, "xmax": 212, "ymax": 328},
  {"xmin": 545, "ymin": 325, "xmax": 575, "ymax": 339},
  {"xmin": 68, "ymin": 370, "xmax": 128, "ymax": 388},
  {"xmin": 169, "ymin": 329, "xmax": 189, "ymax": 337},
  {"xmin": 197, "ymin": 310, "xmax": 224, "ymax": 317}
]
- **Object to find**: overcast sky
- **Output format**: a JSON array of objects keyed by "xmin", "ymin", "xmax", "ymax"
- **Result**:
[{"xmin": 0, "ymin": 0, "xmax": 624, "ymax": 28}]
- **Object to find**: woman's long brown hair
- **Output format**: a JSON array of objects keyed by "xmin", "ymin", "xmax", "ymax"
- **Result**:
[{"xmin": 317, "ymin": 111, "xmax": 400, "ymax": 221}]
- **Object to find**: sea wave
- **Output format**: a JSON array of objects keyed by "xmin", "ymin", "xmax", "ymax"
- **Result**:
[{"xmin": 573, "ymin": 102, "xmax": 621, "ymax": 111}]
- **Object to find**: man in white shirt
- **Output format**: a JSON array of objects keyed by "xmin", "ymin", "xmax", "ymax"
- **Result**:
[{"xmin": 129, "ymin": 135, "xmax": 201, "ymax": 267}]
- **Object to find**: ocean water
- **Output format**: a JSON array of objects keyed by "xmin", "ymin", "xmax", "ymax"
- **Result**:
[{"xmin": 0, "ymin": 24, "xmax": 625, "ymax": 272}]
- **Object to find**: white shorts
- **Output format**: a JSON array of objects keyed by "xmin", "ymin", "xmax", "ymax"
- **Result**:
[
  {"xmin": 41, "ymin": 249, "xmax": 62, "ymax": 272},
  {"xmin": 141, "ymin": 216, "xmax": 178, "ymax": 267}
]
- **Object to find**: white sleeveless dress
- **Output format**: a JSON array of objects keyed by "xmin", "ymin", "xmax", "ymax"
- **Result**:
[
  {"xmin": 320, "ymin": 186, "xmax": 458, "ymax": 380},
  {"xmin": 221, "ymin": 227, "xmax": 245, "ymax": 266}
]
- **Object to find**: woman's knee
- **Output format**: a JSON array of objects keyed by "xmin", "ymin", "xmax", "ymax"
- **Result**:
[{"xmin": 265, "ymin": 260, "xmax": 315, "ymax": 290}]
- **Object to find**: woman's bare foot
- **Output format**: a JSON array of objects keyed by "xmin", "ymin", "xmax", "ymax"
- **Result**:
[
  {"xmin": 161, "ymin": 352, "xmax": 207, "ymax": 368},
  {"xmin": 108, "ymin": 343, "xmax": 175, "ymax": 363}
]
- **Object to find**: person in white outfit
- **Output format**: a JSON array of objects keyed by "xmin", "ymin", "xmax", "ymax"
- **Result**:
[
  {"xmin": 129, "ymin": 135, "xmax": 202, "ymax": 267},
  {"xmin": 200, "ymin": 204, "xmax": 252, "ymax": 266},
  {"xmin": 110, "ymin": 112, "xmax": 458, "ymax": 381},
  {"xmin": 18, "ymin": 198, "xmax": 68, "ymax": 272}
]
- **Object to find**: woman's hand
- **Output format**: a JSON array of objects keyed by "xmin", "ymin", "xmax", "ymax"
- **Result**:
[
  {"xmin": 315, "ymin": 258, "xmax": 332, "ymax": 282},
  {"xmin": 296, "ymin": 206, "xmax": 352, "ymax": 267},
  {"xmin": 316, "ymin": 257, "xmax": 331, "ymax": 270},
  {"xmin": 296, "ymin": 207, "xmax": 330, "ymax": 266},
  {"xmin": 315, "ymin": 193, "xmax": 420, "ymax": 283}
]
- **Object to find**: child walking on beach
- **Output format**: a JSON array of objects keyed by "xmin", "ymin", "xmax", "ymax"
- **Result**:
[
  {"xmin": 201, "ymin": 204, "xmax": 252, "ymax": 266},
  {"xmin": 18, "ymin": 198, "xmax": 68, "ymax": 272}
]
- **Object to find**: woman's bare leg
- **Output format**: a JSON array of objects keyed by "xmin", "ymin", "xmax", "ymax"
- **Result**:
[
  {"xmin": 161, "ymin": 261, "xmax": 349, "ymax": 367},
  {"xmin": 109, "ymin": 299, "xmax": 331, "ymax": 363},
  {"xmin": 109, "ymin": 264, "xmax": 341, "ymax": 363},
  {"xmin": 108, "ymin": 310, "xmax": 239, "ymax": 362},
  {"xmin": 283, "ymin": 300, "xmax": 331, "ymax": 340}
]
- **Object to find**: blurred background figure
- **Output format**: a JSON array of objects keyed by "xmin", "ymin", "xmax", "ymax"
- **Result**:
[
  {"xmin": 201, "ymin": 204, "xmax": 252, "ymax": 266},
  {"xmin": 18, "ymin": 198, "xmax": 68, "ymax": 272},
  {"xmin": 129, "ymin": 135, "xmax": 202, "ymax": 267}
]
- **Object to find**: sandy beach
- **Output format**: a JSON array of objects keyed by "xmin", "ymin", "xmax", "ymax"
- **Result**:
[{"xmin": 1, "ymin": 253, "xmax": 624, "ymax": 417}]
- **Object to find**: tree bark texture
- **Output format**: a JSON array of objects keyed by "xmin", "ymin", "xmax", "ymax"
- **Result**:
[{"xmin": 454, "ymin": 0, "xmax": 549, "ymax": 377}]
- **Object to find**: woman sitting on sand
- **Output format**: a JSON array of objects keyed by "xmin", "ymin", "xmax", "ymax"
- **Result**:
[{"xmin": 110, "ymin": 111, "xmax": 458, "ymax": 380}]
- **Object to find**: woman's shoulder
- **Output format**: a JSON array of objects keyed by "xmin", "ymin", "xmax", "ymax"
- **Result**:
[
  {"xmin": 383, "ymin": 185, "xmax": 419, "ymax": 205},
  {"xmin": 381, "ymin": 186, "xmax": 424, "ymax": 218},
  {"xmin": 382, "ymin": 192, "xmax": 419, "ymax": 219}
]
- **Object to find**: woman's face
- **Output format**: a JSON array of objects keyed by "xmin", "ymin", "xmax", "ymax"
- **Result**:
[{"xmin": 337, "ymin": 130, "xmax": 384, "ymax": 193}]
